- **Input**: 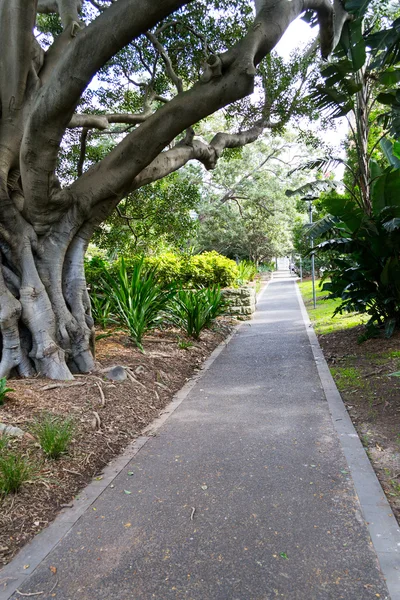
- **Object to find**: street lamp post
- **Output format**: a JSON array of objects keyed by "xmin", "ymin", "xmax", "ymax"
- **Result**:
[
  {"xmin": 308, "ymin": 201, "xmax": 317, "ymax": 309},
  {"xmin": 300, "ymin": 196, "xmax": 318, "ymax": 309}
]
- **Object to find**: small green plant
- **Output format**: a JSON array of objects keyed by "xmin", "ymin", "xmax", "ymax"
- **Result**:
[
  {"xmin": 168, "ymin": 286, "xmax": 225, "ymax": 340},
  {"xmin": 202, "ymin": 286, "xmax": 225, "ymax": 321},
  {"xmin": 178, "ymin": 339, "xmax": 194, "ymax": 350},
  {"xmin": 0, "ymin": 377, "xmax": 14, "ymax": 405},
  {"xmin": 104, "ymin": 257, "xmax": 173, "ymax": 351},
  {"xmin": 0, "ymin": 433, "xmax": 10, "ymax": 452},
  {"xmin": 0, "ymin": 452, "xmax": 34, "ymax": 494},
  {"xmin": 32, "ymin": 413, "xmax": 75, "ymax": 459},
  {"xmin": 90, "ymin": 289, "xmax": 115, "ymax": 328},
  {"xmin": 236, "ymin": 260, "xmax": 257, "ymax": 285}
]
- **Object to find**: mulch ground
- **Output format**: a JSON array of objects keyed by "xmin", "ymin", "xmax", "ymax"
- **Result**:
[
  {"xmin": 0, "ymin": 320, "xmax": 233, "ymax": 567},
  {"xmin": 318, "ymin": 326, "xmax": 400, "ymax": 522}
]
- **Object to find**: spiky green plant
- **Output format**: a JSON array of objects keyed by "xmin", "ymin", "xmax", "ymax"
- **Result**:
[
  {"xmin": 32, "ymin": 413, "xmax": 75, "ymax": 459},
  {"xmin": 0, "ymin": 452, "xmax": 34, "ymax": 494},
  {"xmin": 0, "ymin": 377, "xmax": 14, "ymax": 405},
  {"xmin": 168, "ymin": 286, "xmax": 225, "ymax": 339},
  {"xmin": 103, "ymin": 257, "xmax": 173, "ymax": 350},
  {"xmin": 236, "ymin": 260, "xmax": 257, "ymax": 285}
]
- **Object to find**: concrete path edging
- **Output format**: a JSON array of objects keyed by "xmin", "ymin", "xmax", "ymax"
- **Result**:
[
  {"xmin": 295, "ymin": 282, "xmax": 400, "ymax": 599},
  {"xmin": 0, "ymin": 277, "xmax": 272, "ymax": 600}
]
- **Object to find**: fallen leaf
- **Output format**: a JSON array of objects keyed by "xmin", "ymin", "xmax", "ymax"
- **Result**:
[
  {"xmin": 201, "ymin": 485, "xmax": 208, "ymax": 490},
  {"xmin": 127, "ymin": 471, "xmax": 134, "ymax": 476},
  {"xmin": 124, "ymin": 522, "xmax": 131, "ymax": 528},
  {"xmin": 124, "ymin": 490, "xmax": 132, "ymax": 495},
  {"xmin": 23, "ymin": 564, "xmax": 30, "ymax": 569},
  {"xmin": 50, "ymin": 566, "xmax": 57, "ymax": 574},
  {"xmin": 279, "ymin": 552, "xmax": 288, "ymax": 560}
]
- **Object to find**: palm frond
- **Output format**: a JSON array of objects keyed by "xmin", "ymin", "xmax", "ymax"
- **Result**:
[
  {"xmin": 304, "ymin": 214, "xmax": 341, "ymax": 239},
  {"xmin": 285, "ymin": 180, "xmax": 342, "ymax": 197}
]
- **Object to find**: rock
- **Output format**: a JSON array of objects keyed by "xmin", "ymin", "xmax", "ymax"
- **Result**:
[
  {"xmin": 104, "ymin": 366, "xmax": 127, "ymax": 382},
  {"xmin": 0, "ymin": 423, "xmax": 24, "ymax": 438}
]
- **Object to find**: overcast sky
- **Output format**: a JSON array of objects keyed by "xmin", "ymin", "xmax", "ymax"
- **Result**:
[{"xmin": 275, "ymin": 17, "xmax": 316, "ymax": 59}]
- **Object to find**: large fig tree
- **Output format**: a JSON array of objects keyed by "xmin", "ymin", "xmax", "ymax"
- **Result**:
[{"xmin": 0, "ymin": 0, "xmax": 343, "ymax": 379}]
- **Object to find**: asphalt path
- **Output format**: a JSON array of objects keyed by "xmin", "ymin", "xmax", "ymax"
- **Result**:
[{"xmin": 5, "ymin": 274, "xmax": 391, "ymax": 599}]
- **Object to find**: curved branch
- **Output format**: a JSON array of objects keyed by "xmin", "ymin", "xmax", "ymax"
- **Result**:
[
  {"xmin": 68, "ymin": 112, "xmax": 152, "ymax": 129},
  {"xmin": 132, "ymin": 121, "xmax": 269, "ymax": 191},
  {"xmin": 145, "ymin": 30, "xmax": 183, "ymax": 93},
  {"xmin": 21, "ymin": 0, "xmax": 193, "ymax": 229}
]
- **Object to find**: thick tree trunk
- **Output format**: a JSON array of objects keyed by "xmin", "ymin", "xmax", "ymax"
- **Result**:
[{"xmin": 0, "ymin": 204, "xmax": 95, "ymax": 380}]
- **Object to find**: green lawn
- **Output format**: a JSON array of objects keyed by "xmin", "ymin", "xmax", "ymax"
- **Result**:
[{"xmin": 297, "ymin": 279, "xmax": 367, "ymax": 335}]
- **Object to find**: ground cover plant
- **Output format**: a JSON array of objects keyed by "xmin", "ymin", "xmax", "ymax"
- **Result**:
[
  {"xmin": 299, "ymin": 280, "xmax": 400, "ymax": 523},
  {"xmin": 0, "ymin": 449, "xmax": 35, "ymax": 496}
]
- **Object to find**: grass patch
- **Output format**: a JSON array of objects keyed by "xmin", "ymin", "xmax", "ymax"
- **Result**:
[
  {"xmin": 298, "ymin": 279, "xmax": 367, "ymax": 335},
  {"xmin": 32, "ymin": 413, "xmax": 75, "ymax": 459},
  {"xmin": 330, "ymin": 366, "xmax": 365, "ymax": 392},
  {"xmin": 0, "ymin": 452, "xmax": 34, "ymax": 495}
]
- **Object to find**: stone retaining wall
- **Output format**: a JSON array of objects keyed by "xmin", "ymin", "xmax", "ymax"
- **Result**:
[
  {"xmin": 222, "ymin": 273, "xmax": 272, "ymax": 319},
  {"xmin": 222, "ymin": 285, "xmax": 257, "ymax": 319}
]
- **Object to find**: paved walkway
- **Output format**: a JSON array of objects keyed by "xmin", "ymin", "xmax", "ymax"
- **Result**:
[{"xmin": 2, "ymin": 274, "xmax": 396, "ymax": 599}]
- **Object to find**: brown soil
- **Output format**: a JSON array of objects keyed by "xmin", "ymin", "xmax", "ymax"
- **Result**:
[
  {"xmin": 318, "ymin": 326, "xmax": 400, "ymax": 522},
  {"xmin": 0, "ymin": 321, "xmax": 233, "ymax": 566}
]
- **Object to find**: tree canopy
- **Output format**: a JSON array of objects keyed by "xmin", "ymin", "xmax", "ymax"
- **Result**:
[{"xmin": 0, "ymin": 0, "xmax": 356, "ymax": 379}]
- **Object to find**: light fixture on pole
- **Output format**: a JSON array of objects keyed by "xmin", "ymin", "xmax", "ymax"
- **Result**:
[{"xmin": 301, "ymin": 196, "xmax": 318, "ymax": 309}]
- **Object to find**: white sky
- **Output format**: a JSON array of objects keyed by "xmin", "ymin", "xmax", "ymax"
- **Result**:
[{"xmin": 275, "ymin": 17, "xmax": 316, "ymax": 59}]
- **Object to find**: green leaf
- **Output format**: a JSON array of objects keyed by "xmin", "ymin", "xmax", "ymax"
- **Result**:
[
  {"xmin": 377, "ymin": 92, "xmax": 398, "ymax": 106},
  {"xmin": 285, "ymin": 180, "xmax": 341, "ymax": 197},
  {"xmin": 279, "ymin": 552, "xmax": 289, "ymax": 560},
  {"xmin": 306, "ymin": 215, "xmax": 340, "ymax": 239},
  {"xmin": 389, "ymin": 371, "xmax": 400, "ymax": 377},
  {"xmin": 124, "ymin": 490, "xmax": 132, "ymax": 495},
  {"xmin": 378, "ymin": 69, "xmax": 400, "ymax": 86},
  {"xmin": 385, "ymin": 318, "xmax": 396, "ymax": 339},
  {"xmin": 393, "ymin": 141, "xmax": 400, "ymax": 160},
  {"xmin": 344, "ymin": 0, "xmax": 370, "ymax": 17},
  {"xmin": 380, "ymin": 139, "xmax": 400, "ymax": 168}
]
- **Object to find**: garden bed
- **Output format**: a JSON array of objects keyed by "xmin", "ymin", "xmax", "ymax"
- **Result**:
[
  {"xmin": 299, "ymin": 280, "xmax": 400, "ymax": 524},
  {"xmin": 0, "ymin": 320, "xmax": 233, "ymax": 567}
]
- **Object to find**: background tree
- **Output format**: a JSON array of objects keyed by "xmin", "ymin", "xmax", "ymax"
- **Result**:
[
  {"xmin": 0, "ymin": 0, "xmax": 345, "ymax": 379},
  {"xmin": 195, "ymin": 137, "xmax": 306, "ymax": 263}
]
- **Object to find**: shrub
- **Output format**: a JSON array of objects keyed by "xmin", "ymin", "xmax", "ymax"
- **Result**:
[
  {"xmin": 104, "ymin": 257, "xmax": 173, "ymax": 350},
  {"xmin": 32, "ymin": 413, "xmax": 75, "ymax": 459},
  {"xmin": 145, "ymin": 252, "xmax": 183, "ymax": 287},
  {"xmin": 168, "ymin": 286, "xmax": 225, "ymax": 339},
  {"xmin": 187, "ymin": 252, "xmax": 238, "ymax": 287},
  {"xmin": 0, "ymin": 452, "xmax": 34, "ymax": 494},
  {"xmin": 0, "ymin": 377, "xmax": 14, "ymax": 405},
  {"xmin": 85, "ymin": 251, "xmax": 238, "ymax": 292}
]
